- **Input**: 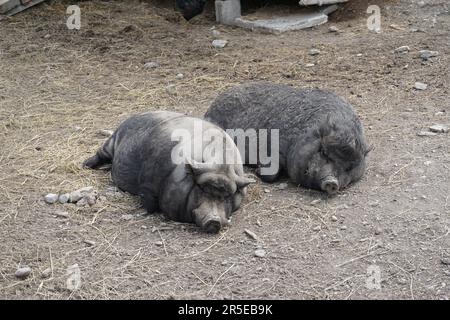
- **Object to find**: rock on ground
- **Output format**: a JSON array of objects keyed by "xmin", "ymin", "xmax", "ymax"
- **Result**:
[
  {"xmin": 44, "ymin": 193, "xmax": 58, "ymax": 204},
  {"xmin": 15, "ymin": 266, "xmax": 31, "ymax": 279}
]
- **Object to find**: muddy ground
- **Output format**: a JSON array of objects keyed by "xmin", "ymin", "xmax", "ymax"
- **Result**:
[{"xmin": 0, "ymin": 0, "xmax": 449, "ymax": 299}]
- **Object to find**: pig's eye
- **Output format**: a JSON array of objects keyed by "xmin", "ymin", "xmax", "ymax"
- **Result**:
[{"xmin": 345, "ymin": 162, "xmax": 357, "ymax": 173}]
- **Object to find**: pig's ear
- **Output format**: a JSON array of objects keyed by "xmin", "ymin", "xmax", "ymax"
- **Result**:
[
  {"xmin": 185, "ymin": 159, "xmax": 215, "ymax": 176},
  {"xmin": 235, "ymin": 174, "xmax": 257, "ymax": 189},
  {"xmin": 322, "ymin": 137, "xmax": 362, "ymax": 162}
]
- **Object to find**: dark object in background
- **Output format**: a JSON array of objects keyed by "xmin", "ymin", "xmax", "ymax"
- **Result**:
[
  {"xmin": 176, "ymin": 0, "xmax": 207, "ymax": 20},
  {"xmin": 205, "ymin": 81, "xmax": 370, "ymax": 195}
]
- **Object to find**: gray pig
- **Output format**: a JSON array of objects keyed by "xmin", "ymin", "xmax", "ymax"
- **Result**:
[
  {"xmin": 84, "ymin": 111, "xmax": 254, "ymax": 233},
  {"xmin": 205, "ymin": 81, "xmax": 370, "ymax": 194}
]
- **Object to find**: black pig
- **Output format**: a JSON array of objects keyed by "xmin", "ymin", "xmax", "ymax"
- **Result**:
[
  {"xmin": 205, "ymin": 81, "xmax": 370, "ymax": 194},
  {"xmin": 84, "ymin": 111, "xmax": 253, "ymax": 232}
]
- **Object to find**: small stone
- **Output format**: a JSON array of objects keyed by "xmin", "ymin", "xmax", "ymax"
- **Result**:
[
  {"xmin": 374, "ymin": 227, "xmax": 382, "ymax": 235},
  {"xmin": 121, "ymin": 214, "xmax": 134, "ymax": 221},
  {"xmin": 58, "ymin": 193, "xmax": 70, "ymax": 204},
  {"xmin": 144, "ymin": 61, "xmax": 159, "ymax": 69},
  {"xmin": 309, "ymin": 49, "xmax": 321, "ymax": 56},
  {"xmin": 331, "ymin": 215, "xmax": 338, "ymax": 222},
  {"xmin": 41, "ymin": 268, "xmax": 51, "ymax": 279},
  {"xmin": 417, "ymin": 131, "xmax": 437, "ymax": 137},
  {"xmin": 356, "ymin": 53, "xmax": 363, "ymax": 57},
  {"xmin": 79, "ymin": 186, "xmax": 94, "ymax": 194},
  {"xmin": 244, "ymin": 229, "xmax": 258, "ymax": 241},
  {"xmin": 15, "ymin": 266, "xmax": 31, "ymax": 279},
  {"xmin": 340, "ymin": 225, "xmax": 347, "ymax": 230},
  {"xmin": 310, "ymin": 199, "xmax": 321, "ymax": 205},
  {"xmin": 44, "ymin": 193, "xmax": 59, "ymax": 204},
  {"xmin": 75, "ymin": 186, "xmax": 94, "ymax": 197},
  {"xmin": 254, "ymin": 249, "xmax": 266, "ymax": 258},
  {"xmin": 76, "ymin": 197, "xmax": 88, "ymax": 207},
  {"xmin": 424, "ymin": 161, "xmax": 432, "ymax": 166},
  {"xmin": 166, "ymin": 84, "xmax": 176, "ymax": 95},
  {"xmin": 394, "ymin": 46, "xmax": 410, "ymax": 53},
  {"xmin": 328, "ymin": 26, "xmax": 339, "ymax": 33},
  {"xmin": 414, "ymin": 82, "xmax": 428, "ymax": 90},
  {"xmin": 176, "ymin": 73, "xmax": 184, "ymax": 79},
  {"xmin": 155, "ymin": 241, "xmax": 163, "ymax": 246},
  {"xmin": 264, "ymin": 188, "xmax": 270, "ymax": 193},
  {"xmin": 389, "ymin": 24, "xmax": 404, "ymax": 30},
  {"xmin": 305, "ymin": 63, "xmax": 315, "ymax": 67},
  {"xmin": 312, "ymin": 226, "xmax": 321, "ymax": 232},
  {"xmin": 84, "ymin": 240, "xmax": 96, "ymax": 246},
  {"xmin": 85, "ymin": 194, "xmax": 96, "ymax": 206},
  {"xmin": 212, "ymin": 29, "xmax": 221, "ymax": 38},
  {"xmin": 369, "ymin": 201, "xmax": 380, "ymax": 207},
  {"xmin": 429, "ymin": 124, "xmax": 449, "ymax": 133},
  {"xmin": 277, "ymin": 183, "xmax": 288, "ymax": 190},
  {"xmin": 98, "ymin": 129, "xmax": 113, "ymax": 137},
  {"xmin": 212, "ymin": 39, "xmax": 228, "ymax": 48},
  {"xmin": 419, "ymin": 50, "xmax": 438, "ymax": 60},
  {"xmin": 69, "ymin": 190, "xmax": 83, "ymax": 203},
  {"xmin": 441, "ymin": 258, "xmax": 450, "ymax": 266},
  {"xmin": 54, "ymin": 211, "xmax": 69, "ymax": 218}
]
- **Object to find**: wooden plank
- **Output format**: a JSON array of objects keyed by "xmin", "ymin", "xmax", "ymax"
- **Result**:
[
  {"xmin": 299, "ymin": 0, "xmax": 348, "ymax": 5},
  {"xmin": 0, "ymin": 0, "xmax": 20, "ymax": 14},
  {"xmin": 0, "ymin": 0, "xmax": 45, "ymax": 17}
]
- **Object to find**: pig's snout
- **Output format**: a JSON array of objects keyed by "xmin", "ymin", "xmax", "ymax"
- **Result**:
[
  {"xmin": 193, "ymin": 202, "xmax": 228, "ymax": 234},
  {"xmin": 321, "ymin": 177, "xmax": 339, "ymax": 195}
]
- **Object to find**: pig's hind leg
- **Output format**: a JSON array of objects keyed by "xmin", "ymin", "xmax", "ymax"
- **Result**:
[{"xmin": 83, "ymin": 135, "xmax": 115, "ymax": 169}]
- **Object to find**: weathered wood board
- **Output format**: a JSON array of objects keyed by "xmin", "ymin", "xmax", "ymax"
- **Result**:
[{"xmin": 0, "ymin": 0, "xmax": 46, "ymax": 19}]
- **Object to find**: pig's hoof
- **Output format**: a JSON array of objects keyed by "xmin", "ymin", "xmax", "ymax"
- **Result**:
[
  {"xmin": 83, "ymin": 156, "xmax": 98, "ymax": 169},
  {"xmin": 203, "ymin": 220, "xmax": 221, "ymax": 234}
]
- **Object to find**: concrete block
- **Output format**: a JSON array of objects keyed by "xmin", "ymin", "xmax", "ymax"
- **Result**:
[
  {"xmin": 215, "ymin": 0, "xmax": 241, "ymax": 24},
  {"xmin": 215, "ymin": 0, "xmax": 340, "ymax": 34},
  {"xmin": 234, "ymin": 11, "xmax": 328, "ymax": 34}
]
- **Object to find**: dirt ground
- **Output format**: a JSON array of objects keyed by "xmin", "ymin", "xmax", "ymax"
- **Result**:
[{"xmin": 0, "ymin": 0, "xmax": 449, "ymax": 300}]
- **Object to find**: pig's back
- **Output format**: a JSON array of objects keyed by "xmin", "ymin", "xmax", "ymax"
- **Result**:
[
  {"xmin": 206, "ymin": 81, "xmax": 359, "ymax": 136},
  {"xmin": 111, "ymin": 111, "xmax": 186, "ymax": 195}
]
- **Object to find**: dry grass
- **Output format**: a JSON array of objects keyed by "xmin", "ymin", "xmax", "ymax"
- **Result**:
[{"xmin": 0, "ymin": 0, "xmax": 449, "ymax": 299}]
